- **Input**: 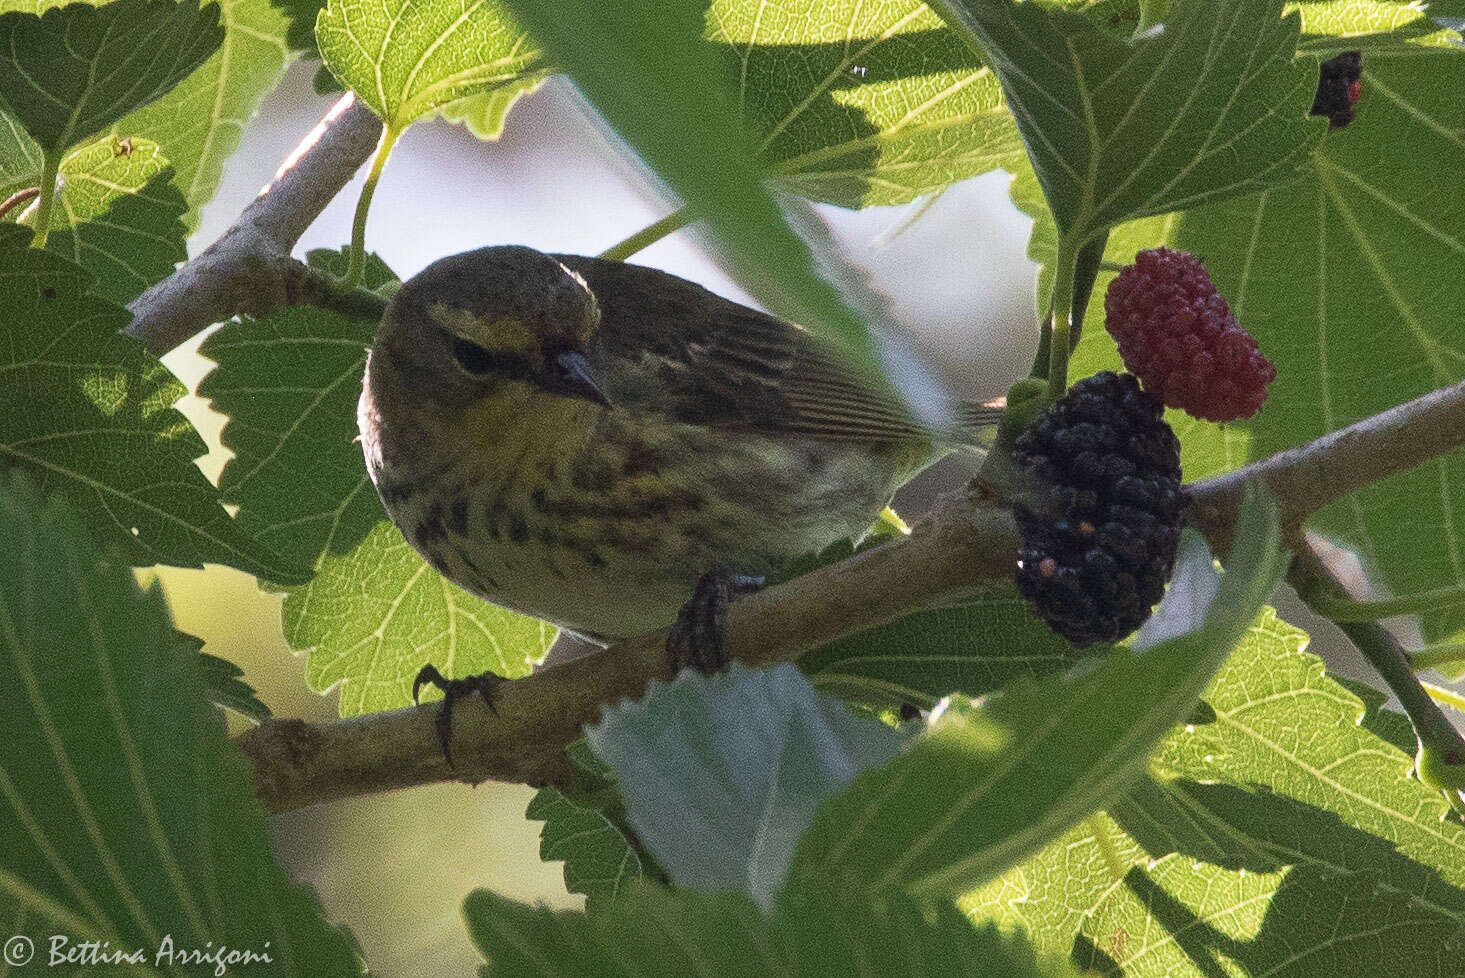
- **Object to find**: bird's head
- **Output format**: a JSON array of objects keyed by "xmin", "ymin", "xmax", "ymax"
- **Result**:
[{"xmin": 372, "ymin": 245, "xmax": 610, "ymax": 409}]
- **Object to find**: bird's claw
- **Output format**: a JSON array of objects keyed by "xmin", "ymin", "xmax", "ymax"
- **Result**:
[
  {"xmin": 411, "ymin": 664, "xmax": 504, "ymax": 767},
  {"xmin": 411, "ymin": 663, "xmax": 445, "ymax": 705},
  {"xmin": 665, "ymin": 569, "xmax": 763, "ymax": 676}
]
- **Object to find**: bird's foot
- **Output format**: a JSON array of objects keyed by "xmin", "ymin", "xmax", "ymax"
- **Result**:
[
  {"xmin": 666, "ymin": 569, "xmax": 763, "ymax": 675},
  {"xmin": 412, "ymin": 664, "xmax": 504, "ymax": 767}
]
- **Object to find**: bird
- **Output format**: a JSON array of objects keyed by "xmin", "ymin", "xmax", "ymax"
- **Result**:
[{"xmin": 357, "ymin": 245, "xmax": 997, "ymax": 757}]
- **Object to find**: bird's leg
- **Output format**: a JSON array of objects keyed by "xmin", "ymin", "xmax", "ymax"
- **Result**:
[
  {"xmin": 412, "ymin": 664, "xmax": 503, "ymax": 767},
  {"xmin": 666, "ymin": 568, "xmax": 763, "ymax": 675}
]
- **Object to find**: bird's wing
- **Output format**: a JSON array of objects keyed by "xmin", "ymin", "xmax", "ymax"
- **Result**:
[{"xmin": 557, "ymin": 255, "xmax": 990, "ymax": 444}]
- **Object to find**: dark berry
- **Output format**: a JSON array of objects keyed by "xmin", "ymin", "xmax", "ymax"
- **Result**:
[
  {"xmin": 1014, "ymin": 372, "xmax": 1185, "ymax": 647},
  {"xmin": 1311, "ymin": 51, "xmax": 1362, "ymax": 128},
  {"xmin": 1104, "ymin": 248, "xmax": 1276, "ymax": 422}
]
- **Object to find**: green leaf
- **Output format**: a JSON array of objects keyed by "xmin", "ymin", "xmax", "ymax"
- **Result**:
[
  {"xmin": 802, "ymin": 591, "xmax": 1083, "ymax": 709},
  {"xmin": 584, "ymin": 663, "xmax": 903, "ymax": 908},
  {"xmin": 1040, "ymin": 45, "xmax": 1465, "ymax": 637},
  {"xmin": 46, "ymin": 135, "xmax": 188, "ymax": 304},
  {"xmin": 198, "ymin": 650, "xmax": 273, "ymax": 722},
  {"xmin": 198, "ymin": 303, "xmax": 382, "ymax": 574},
  {"xmin": 0, "ymin": 100, "xmax": 43, "ymax": 198},
  {"xmin": 170, "ymin": 628, "xmax": 274, "ymax": 722},
  {"xmin": 963, "ymin": 610, "xmax": 1465, "ymax": 973},
  {"xmin": 0, "ymin": 226, "xmax": 304, "ymax": 581},
  {"xmin": 1114, "ymin": 773, "xmax": 1465, "ymax": 926},
  {"xmin": 304, "ymin": 0, "xmax": 1022, "ymax": 198},
  {"xmin": 1295, "ymin": 0, "xmax": 1465, "ymax": 55},
  {"xmin": 0, "ymin": 476, "xmax": 363, "ymax": 976},
  {"xmin": 933, "ymin": 0, "xmax": 1320, "ymax": 243},
  {"xmin": 711, "ymin": 0, "xmax": 1023, "ymax": 208},
  {"xmin": 0, "ymin": 0, "xmax": 293, "ymax": 229},
  {"xmin": 435, "ymin": 70, "xmax": 547, "ymax": 138},
  {"xmin": 279, "ymin": 0, "xmax": 325, "ymax": 53},
  {"xmin": 283, "ymin": 520, "xmax": 557, "ymax": 716},
  {"xmin": 195, "ymin": 246, "xmax": 391, "ymax": 574},
  {"xmin": 500, "ymin": 0, "xmax": 902, "ymax": 392},
  {"xmin": 287, "ymin": 0, "xmax": 554, "ymax": 129},
  {"xmin": 526, "ymin": 786, "xmax": 644, "ymax": 908},
  {"xmin": 0, "ymin": 0, "xmax": 222, "ymax": 153},
  {"xmin": 315, "ymin": 0, "xmax": 543, "ymax": 132},
  {"xmin": 970, "ymin": 814, "xmax": 1465, "ymax": 977},
  {"xmin": 120, "ymin": 0, "xmax": 293, "ymax": 229},
  {"xmin": 465, "ymin": 878, "xmax": 1082, "ymax": 978},
  {"xmin": 1136, "ymin": 607, "xmax": 1465, "ymax": 920},
  {"xmin": 1077, "ymin": 858, "xmax": 1465, "ymax": 976},
  {"xmin": 0, "ymin": 129, "xmax": 188, "ymax": 303},
  {"xmin": 792, "ymin": 491, "xmax": 1288, "ymax": 901}
]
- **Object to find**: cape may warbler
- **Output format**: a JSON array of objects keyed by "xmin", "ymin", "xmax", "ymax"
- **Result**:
[{"xmin": 359, "ymin": 246, "xmax": 995, "ymax": 713}]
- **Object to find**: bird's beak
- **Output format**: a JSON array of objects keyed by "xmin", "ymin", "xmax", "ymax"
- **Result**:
[{"xmin": 554, "ymin": 351, "xmax": 613, "ymax": 408}]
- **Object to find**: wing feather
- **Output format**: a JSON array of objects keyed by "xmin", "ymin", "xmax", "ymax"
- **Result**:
[{"xmin": 556, "ymin": 254, "xmax": 989, "ymax": 444}]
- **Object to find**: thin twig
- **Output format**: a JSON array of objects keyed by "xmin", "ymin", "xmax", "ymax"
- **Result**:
[
  {"xmin": 1304, "ymin": 582, "xmax": 1465, "ymax": 623},
  {"xmin": 1290, "ymin": 545, "xmax": 1465, "ymax": 769},
  {"xmin": 1412, "ymin": 644, "xmax": 1465, "ymax": 673},
  {"xmin": 126, "ymin": 94, "xmax": 384, "ymax": 355},
  {"xmin": 0, "ymin": 186, "xmax": 39, "ymax": 222}
]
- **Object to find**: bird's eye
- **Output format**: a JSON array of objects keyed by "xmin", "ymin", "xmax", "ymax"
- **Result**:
[
  {"xmin": 451, "ymin": 337, "xmax": 496, "ymax": 374},
  {"xmin": 449, "ymin": 336, "xmax": 536, "ymax": 379}
]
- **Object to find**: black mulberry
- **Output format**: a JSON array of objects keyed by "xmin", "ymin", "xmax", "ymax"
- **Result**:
[
  {"xmin": 1014, "ymin": 372, "xmax": 1185, "ymax": 647},
  {"xmin": 1311, "ymin": 51, "xmax": 1362, "ymax": 129}
]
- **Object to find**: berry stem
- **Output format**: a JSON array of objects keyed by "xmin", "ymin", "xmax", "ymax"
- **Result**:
[
  {"xmin": 1068, "ymin": 231, "xmax": 1107, "ymax": 353},
  {"xmin": 341, "ymin": 124, "xmax": 401, "ymax": 292},
  {"xmin": 1030, "ymin": 232, "xmax": 1106, "ymax": 379},
  {"xmin": 1412, "ymin": 644, "xmax": 1465, "ymax": 673},
  {"xmin": 1301, "ymin": 580, "xmax": 1465, "ymax": 623},
  {"xmin": 0, "ymin": 186, "xmax": 39, "ymax": 223},
  {"xmin": 1045, "ymin": 234, "xmax": 1079, "ymax": 399},
  {"xmin": 599, "ymin": 208, "xmax": 693, "ymax": 261},
  {"xmin": 28, "ymin": 148, "xmax": 61, "ymax": 249}
]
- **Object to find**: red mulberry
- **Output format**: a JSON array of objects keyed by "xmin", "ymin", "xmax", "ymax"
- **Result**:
[{"xmin": 1105, "ymin": 248, "xmax": 1276, "ymax": 422}]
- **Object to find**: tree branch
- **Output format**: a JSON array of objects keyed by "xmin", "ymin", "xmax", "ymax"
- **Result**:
[
  {"xmin": 1187, "ymin": 376, "xmax": 1465, "ymax": 554},
  {"xmin": 236, "ymin": 491, "xmax": 1020, "ymax": 812},
  {"xmin": 235, "ymin": 377, "xmax": 1465, "ymax": 814},
  {"xmin": 126, "ymin": 94, "xmax": 384, "ymax": 355}
]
